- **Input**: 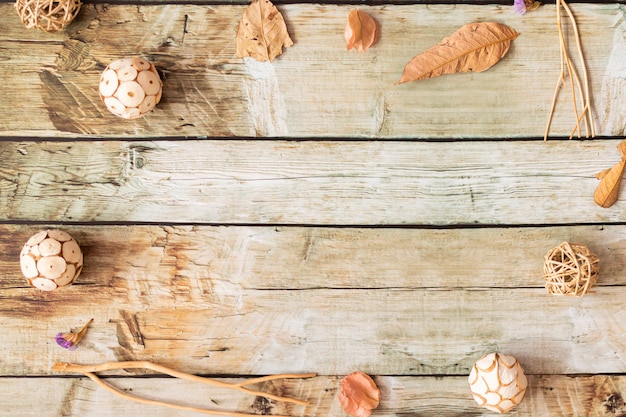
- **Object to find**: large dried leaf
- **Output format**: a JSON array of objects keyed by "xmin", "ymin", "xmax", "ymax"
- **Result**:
[
  {"xmin": 345, "ymin": 9, "xmax": 379, "ymax": 53},
  {"xmin": 236, "ymin": 0, "xmax": 293, "ymax": 63},
  {"xmin": 594, "ymin": 139, "xmax": 626, "ymax": 208},
  {"xmin": 397, "ymin": 22, "xmax": 518, "ymax": 84}
]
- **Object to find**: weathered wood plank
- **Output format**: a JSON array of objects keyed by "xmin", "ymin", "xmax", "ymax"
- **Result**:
[
  {"xmin": 3, "ymin": 375, "xmax": 626, "ymax": 417},
  {"xmin": 2, "ymin": 224, "xmax": 625, "ymax": 290},
  {"xmin": 1, "ymin": 281, "xmax": 625, "ymax": 375},
  {"xmin": 0, "ymin": 3, "xmax": 623, "ymax": 138},
  {"xmin": 1, "ymin": 139, "xmax": 625, "ymax": 224}
]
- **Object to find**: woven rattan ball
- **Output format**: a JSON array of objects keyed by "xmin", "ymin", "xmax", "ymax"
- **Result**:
[
  {"xmin": 99, "ymin": 57, "xmax": 163, "ymax": 119},
  {"xmin": 543, "ymin": 241, "xmax": 599, "ymax": 297},
  {"xmin": 20, "ymin": 230, "xmax": 83, "ymax": 291},
  {"xmin": 15, "ymin": 0, "xmax": 82, "ymax": 33}
]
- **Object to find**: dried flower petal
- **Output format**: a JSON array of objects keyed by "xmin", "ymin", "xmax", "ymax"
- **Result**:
[
  {"xmin": 338, "ymin": 371, "xmax": 380, "ymax": 417},
  {"xmin": 55, "ymin": 319, "xmax": 93, "ymax": 350},
  {"xmin": 345, "ymin": 10, "xmax": 379, "ymax": 53},
  {"xmin": 514, "ymin": 0, "xmax": 527, "ymax": 14},
  {"xmin": 514, "ymin": 0, "xmax": 541, "ymax": 15}
]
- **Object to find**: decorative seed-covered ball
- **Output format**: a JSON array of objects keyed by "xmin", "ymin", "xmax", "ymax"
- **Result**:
[
  {"xmin": 20, "ymin": 230, "xmax": 83, "ymax": 291},
  {"xmin": 99, "ymin": 57, "xmax": 162, "ymax": 119},
  {"xmin": 468, "ymin": 352, "xmax": 527, "ymax": 413}
]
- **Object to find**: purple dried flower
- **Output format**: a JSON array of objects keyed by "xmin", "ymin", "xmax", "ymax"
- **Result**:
[
  {"xmin": 55, "ymin": 319, "xmax": 93, "ymax": 350},
  {"xmin": 55, "ymin": 333, "xmax": 77, "ymax": 350},
  {"xmin": 514, "ymin": 0, "xmax": 527, "ymax": 14}
]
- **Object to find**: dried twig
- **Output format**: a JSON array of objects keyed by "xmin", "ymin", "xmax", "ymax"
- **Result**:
[
  {"xmin": 544, "ymin": 0, "xmax": 594, "ymax": 140},
  {"xmin": 52, "ymin": 361, "xmax": 315, "ymax": 417}
]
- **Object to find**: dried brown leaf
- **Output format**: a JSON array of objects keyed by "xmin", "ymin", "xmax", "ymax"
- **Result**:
[
  {"xmin": 345, "ymin": 10, "xmax": 379, "ymax": 52},
  {"xmin": 236, "ymin": 0, "xmax": 293, "ymax": 63},
  {"xmin": 397, "ymin": 22, "xmax": 518, "ymax": 84},
  {"xmin": 594, "ymin": 139, "xmax": 626, "ymax": 208}
]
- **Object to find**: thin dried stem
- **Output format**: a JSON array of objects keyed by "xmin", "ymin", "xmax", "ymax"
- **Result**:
[
  {"xmin": 560, "ymin": 0, "xmax": 595, "ymax": 137},
  {"xmin": 544, "ymin": 0, "xmax": 594, "ymax": 140},
  {"xmin": 53, "ymin": 361, "xmax": 315, "ymax": 407},
  {"xmin": 83, "ymin": 371, "xmax": 294, "ymax": 417}
]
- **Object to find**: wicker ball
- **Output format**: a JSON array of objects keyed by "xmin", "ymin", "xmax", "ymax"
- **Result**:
[
  {"xmin": 468, "ymin": 352, "xmax": 528, "ymax": 413},
  {"xmin": 99, "ymin": 57, "xmax": 163, "ymax": 119},
  {"xmin": 543, "ymin": 241, "xmax": 599, "ymax": 297},
  {"xmin": 15, "ymin": 0, "xmax": 82, "ymax": 33},
  {"xmin": 20, "ymin": 230, "xmax": 83, "ymax": 291}
]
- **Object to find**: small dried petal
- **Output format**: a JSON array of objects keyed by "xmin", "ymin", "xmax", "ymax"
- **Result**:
[
  {"xmin": 345, "ymin": 10, "xmax": 379, "ymax": 53},
  {"xmin": 338, "ymin": 372, "xmax": 380, "ymax": 417},
  {"xmin": 55, "ymin": 319, "xmax": 93, "ymax": 350}
]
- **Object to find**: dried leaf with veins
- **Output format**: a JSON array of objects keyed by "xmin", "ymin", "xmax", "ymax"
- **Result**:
[
  {"xmin": 345, "ymin": 9, "xmax": 379, "ymax": 52},
  {"xmin": 397, "ymin": 22, "xmax": 518, "ymax": 84},
  {"xmin": 338, "ymin": 371, "xmax": 381, "ymax": 417},
  {"xmin": 236, "ymin": 0, "xmax": 293, "ymax": 62},
  {"xmin": 594, "ymin": 139, "xmax": 626, "ymax": 208}
]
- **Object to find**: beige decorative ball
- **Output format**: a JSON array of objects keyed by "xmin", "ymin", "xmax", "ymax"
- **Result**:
[
  {"xmin": 99, "ymin": 57, "xmax": 162, "ymax": 119},
  {"xmin": 15, "ymin": 0, "xmax": 82, "ymax": 32},
  {"xmin": 468, "ymin": 352, "xmax": 527, "ymax": 413},
  {"xmin": 20, "ymin": 230, "xmax": 83, "ymax": 291},
  {"xmin": 543, "ymin": 241, "xmax": 599, "ymax": 297}
]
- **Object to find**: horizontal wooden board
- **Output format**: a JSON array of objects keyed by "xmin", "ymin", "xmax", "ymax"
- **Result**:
[
  {"xmin": 0, "ymin": 3, "xmax": 623, "ymax": 138},
  {"xmin": 1, "ymin": 281, "xmax": 625, "ymax": 376},
  {"xmin": 2, "ymin": 139, "xmax": 626, "ymax": 224},
  {"xmin": 3, "ymin": 374, "xmax": 626, "ymax": 417},
  {"xmin": 2, "ymin": 224, "xmax": 626, "ymax": 290}
]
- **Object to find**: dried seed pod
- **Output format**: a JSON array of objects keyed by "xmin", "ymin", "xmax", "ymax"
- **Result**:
[
  {"xmin": 468, "ymin": 352, "xmax": 527, "ymax": 413},
  {"xmin": 99, "ymin": 57, "xmax": 162, "ymax": 119},
  {"xmin": 15, "ymin": 0, "xmax": 82, "ymax": 32},
  {"xmin": 21, "ymin": 230, "xmax": 83, "ymax": 291}
]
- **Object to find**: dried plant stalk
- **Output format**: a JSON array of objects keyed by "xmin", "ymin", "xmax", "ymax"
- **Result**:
[
  {"xmin": 52, "ymin": 361, "xmax": 315, "ymax": 417},
  {"xmin": 544, "ymin": 0, "xmax": 595, "ymax": 140}
]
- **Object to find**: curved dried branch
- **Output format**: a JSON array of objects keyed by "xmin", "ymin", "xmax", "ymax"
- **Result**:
[{"xmin": 53, "ymin": 361, "xmax": 315, "ymax": 406}]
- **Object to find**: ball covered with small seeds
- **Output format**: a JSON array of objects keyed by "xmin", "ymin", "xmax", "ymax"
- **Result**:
[
  {"xmin": 99, "ymin": 57, "xmax": 162, "ymax": 119},
  {"xmin": 468, "ymin": 352, "xmax": 527, "ymax": 413},
  {"xmin": 20, "ymin": 230, "xmax": 83, "ymax": 291}
]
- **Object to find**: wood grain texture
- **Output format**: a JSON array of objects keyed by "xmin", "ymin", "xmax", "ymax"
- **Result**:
[
  {"xmin": 2, "ymin": 279, "xmax": 626, "ymax": 375},
  {"xmin": 0, "ymin": 3, "xmax": 624, "ymax": 138},
  {"xmin": 2, "ymin": 224, "xmax": 626, "ymax": 291},
  {"xmin": 3, "ymin": 0, "xmax": 626, "ymax": 414},
  {"xmin": 2, "ymin": 139, "xmax": 626, "ymax": 224},
  {"xmin": 3, "ymin": 375, "xmax": 626, "ymax": 417}
]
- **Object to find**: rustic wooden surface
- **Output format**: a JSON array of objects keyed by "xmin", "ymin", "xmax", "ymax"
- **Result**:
[
  {"xmin": 0, "ymin": 3, "xmax": 625, "ymax": 138},
  {"xmin": 2, "ymin": 0, "xmax": 626, "ymax": 416}
]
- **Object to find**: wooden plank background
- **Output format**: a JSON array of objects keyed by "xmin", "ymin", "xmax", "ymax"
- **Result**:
[
  {"xmin": 0, "ymin": 3, "xmax": 625, "ymax": 138},
  {"xmin": 2, "ymin": 0, "xmax": 626, "ymax": 416}
]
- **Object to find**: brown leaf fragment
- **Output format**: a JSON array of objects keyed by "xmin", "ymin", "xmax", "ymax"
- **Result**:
[
  {"xmin": 345, "ymin": 9, "xmax": 379, "ymax": 53},
  {"xmin": 338, "ymin": 371, "xmax": 381, "ymax": 417},
  {"xmin": 397, "ymin": 22, "xmax": 518, "ymax": 84},
  {"xmin": 236, "ymin": 0, "xmax": 293, "ymax": 63},
  {"xmin": 594, "ymin": 139, "xmax": 626, "ymax": 208}
]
